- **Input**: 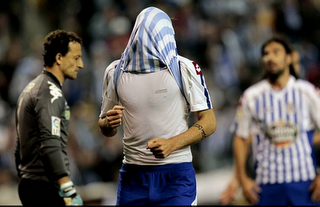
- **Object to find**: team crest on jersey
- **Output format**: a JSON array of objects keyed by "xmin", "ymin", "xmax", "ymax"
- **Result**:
[
  {"xmin": 266, "ymin": 120, "xmax": 298, "ymax": 147},
  {"xmin": 65, "ymin": 110, "xmax": 70, "ymax": 120},
  {"xmin": 65, "ymin": 102, "xmax": 70, "ymax": 120},
  {"xmin": 48, "ymin": 81, "xmax": 62, "ymax": 103},
  {"xmin": 286, "ymin": 103, "xmax": 295, "ymax": 114},
  {"xmin": 192, "ymin": 61, "xmax": 202, "ymax": 75},
  {"xmin": 51, "ymin": 116, "xmax": 61, "ymax": 136}
]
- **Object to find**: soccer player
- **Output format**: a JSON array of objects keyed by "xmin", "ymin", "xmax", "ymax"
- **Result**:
[
  {"xmin": 98, "ymin": 6, "xmax": 217, "ymax": 205},
  {"xmin": 14, "ymin": 30, "xmax": 84, "ymax": 206},
  {"xmin": 233, "ymin": 35, "xmax": 320, "ymax": 205},
  {"xmin": 219, "ymin": 46, "xmax": 318, "ymax": 206}
]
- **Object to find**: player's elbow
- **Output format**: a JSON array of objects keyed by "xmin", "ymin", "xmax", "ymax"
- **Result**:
[{"xmin": 207, "ymin": 115, "xmax": 217, "ymax": 137}]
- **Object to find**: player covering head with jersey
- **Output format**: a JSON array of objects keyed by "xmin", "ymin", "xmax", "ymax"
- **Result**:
[
  {"xmin": 15, "ymin": 30, "xmax": 84, "ymax": 206},
  {"xmin": 233, "ymin": 35, "xmax": 320, "ymax": 206},
  {"xmin": 98, "ymin": 6, "xmax": 216, "ymax": 206}
]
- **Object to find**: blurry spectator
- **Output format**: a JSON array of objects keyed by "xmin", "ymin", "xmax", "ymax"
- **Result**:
[{"xmin": 8, "ymin": 35, "xmax": 43, "ymax": 105}]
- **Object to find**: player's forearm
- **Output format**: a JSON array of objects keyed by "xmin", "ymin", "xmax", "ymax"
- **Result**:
[
  {"xmin": 169, "ymin": 108, "xmax": 216, "ymax": 151},
  {"xmin": 234, "ymin": 135, "xmax": 250, "ymax": 184},
  {"xmin": 98, "ymin": 106, "xmax": 124, "ymax": 137},
  {"xmin": 313, "ymin": 130, "xmax": 320, "ymax": 146},
  {"xmin": 98, "ymin": 117, "xmax": 117, "ymax": 137},
  {"xmin": 39, "ymin": 138, "xmax": 69, "ymax": 179}
]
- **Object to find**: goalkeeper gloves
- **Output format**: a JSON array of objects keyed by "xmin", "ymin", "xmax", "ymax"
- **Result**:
[{"xmin": 59, "ymin": 181, "xmax": 83, "ymax": 206}]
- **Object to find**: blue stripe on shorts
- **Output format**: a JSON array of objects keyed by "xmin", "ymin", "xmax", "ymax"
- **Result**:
[{"xmin": 116, "ymin": 162, "xmax": 197, "ymax": 206}]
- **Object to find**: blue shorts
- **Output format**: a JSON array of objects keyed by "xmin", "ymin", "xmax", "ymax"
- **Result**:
[
  {"xmin": 259, "ymin": 180, "xmax": 320, "ymax": 206},
  {"xmin": 116, "ymin": 162, "xmax": 197, "ymax": 206}
]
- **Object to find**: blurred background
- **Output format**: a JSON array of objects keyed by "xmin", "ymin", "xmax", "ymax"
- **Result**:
[{"xmin": 0, "ymin": 0, "xmax": 320, "ymax": 205}]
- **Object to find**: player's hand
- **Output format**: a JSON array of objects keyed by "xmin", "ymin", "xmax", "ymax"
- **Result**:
[
  {"xmin": 59, "ymin": 181, "xmax": 83, "ymax": 206},
  {"xmin": 240, "ymin": 176, "xmax": 261, "ymax": 204},
  {"xmin": 146, "ymin": 138, "xmax": 174, "ymax": 158},
  {"xmin": 310, "ymin": 174, "xmax": 320, "ymax": 203},
  {"xmin": 219, "ymin": 177, "xmax": 239, "ymax": 205},
  {"xmin": 105, "ymin": 105, "xmax": 125, "ymax": 129}
]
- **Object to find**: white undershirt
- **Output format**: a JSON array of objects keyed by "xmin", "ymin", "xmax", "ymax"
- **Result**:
[{"xmin": 100, "ymin": 56, "xmax": 212, "ymax": 165}]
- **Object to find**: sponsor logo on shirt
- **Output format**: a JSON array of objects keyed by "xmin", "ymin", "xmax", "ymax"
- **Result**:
[
  {"xmin": 51, "ymin": 116, "xmax": 61, "ymax": 136},
  {"xmin": 266, "ymin": 121, "xmax": 298, "ymax": 147},
  {"xmin": 155, "ymin": 89, "xmax": 167, "ymax": 94},
  {"xmin": 48, "ymin": 81, "xmax": 62, "ymax": 103},
  {"xmin": 192, "ymin": 61, "xmax": 202, "ymax": 75}
]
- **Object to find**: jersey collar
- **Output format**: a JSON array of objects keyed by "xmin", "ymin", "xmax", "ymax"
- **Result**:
[{"xmin": 42, "ymin": 70, "xmax": 62, "ymax": 89}]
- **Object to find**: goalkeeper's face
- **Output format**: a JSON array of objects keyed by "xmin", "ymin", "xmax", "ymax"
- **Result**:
[{"xmin": 60, "ymin": 41, "xmax": 84, "ymax": 80}]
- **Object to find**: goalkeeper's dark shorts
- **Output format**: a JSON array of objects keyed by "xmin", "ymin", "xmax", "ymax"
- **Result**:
[
  {"xmin": 116, "ymin": 162, "xmax": 197, "ymax": 205},
  {"xmin": 18, "ymin": 178, "xmax": 65, "ymax": 206}
]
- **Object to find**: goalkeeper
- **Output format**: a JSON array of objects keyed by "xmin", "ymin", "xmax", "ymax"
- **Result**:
[{"xmin": 14, "ymin": 30, "xmax": 84, "ymax": 206}]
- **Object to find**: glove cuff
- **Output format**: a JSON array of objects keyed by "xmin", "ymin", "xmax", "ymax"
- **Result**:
[{"xmin": 59, "ymin": 180, "xmax": 77, "ymax": 197}]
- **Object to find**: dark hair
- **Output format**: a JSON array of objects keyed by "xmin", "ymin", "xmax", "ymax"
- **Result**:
[
  {"xmin": 261, "ymin": 35, "xmax": 298, "ymax": 79},
  {"xmin": 43, "ymin": 30, "xmax": 82, "ymax": 67}
]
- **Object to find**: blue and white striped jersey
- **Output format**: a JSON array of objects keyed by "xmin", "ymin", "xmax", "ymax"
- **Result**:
[
  {"xmin": 114, "ymin": 6, "xmax": 184, "ymax": 96},
  {"xmin": 236, "ymin": 76, "xmax": 320, "ymax": 184}
]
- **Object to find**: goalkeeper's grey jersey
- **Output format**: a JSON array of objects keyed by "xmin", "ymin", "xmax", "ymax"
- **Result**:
[{"xmin": 15, "ymin": 70, "xmax": 71, "ymax": 182}]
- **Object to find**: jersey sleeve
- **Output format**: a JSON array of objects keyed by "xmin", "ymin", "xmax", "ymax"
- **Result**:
[
  {"xmin": 34, "ymin": 85, "xmax": 68, "ymax": 179},
  {"xmin": 307, "ymin": 85, "xmax": 320, "ymax": 130},
  {"xmin": 100, "ymin": 61, "xmax": 119, "ymax": 118},
  {"xmin": 180, "ymin": 57, "xmax": 212, "ymax": 112},
  {"xmin": 235, "ymin": 92, "xmax": 252, "ymax": 139}
]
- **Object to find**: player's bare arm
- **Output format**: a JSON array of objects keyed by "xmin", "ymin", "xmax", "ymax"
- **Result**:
[
  {"xmin": 219, "ymin": 175, "xmax": 239, "ymax": 205},
  {"xmin": 220, "ymin": 135, "xmax": 252, "ymax": 205},
  {"xmin": 310, "ymin": 174, "xmax": 320, "ymax": 203},
  {"xmin": 146, "ymin": 108, "xmax": 216, "ymax": 158},
  {"xmin": 98, "ymin": 105, "xmax": 125, "ymax": 137},
  {"xmin": 234, "ymin": 135, "xmax": 261, "ymax": 204}
]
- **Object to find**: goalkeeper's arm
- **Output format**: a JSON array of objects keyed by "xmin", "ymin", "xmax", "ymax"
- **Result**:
[{"xmin": 58, "ymin": 177, "xmax": 83, "ymax": 206}]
